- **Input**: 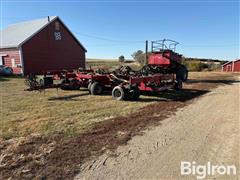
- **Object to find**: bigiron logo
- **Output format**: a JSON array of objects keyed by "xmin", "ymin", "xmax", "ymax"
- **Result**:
[{"xmin": 180, "ymin": 161, "xmax": 237, "ymax": 179}]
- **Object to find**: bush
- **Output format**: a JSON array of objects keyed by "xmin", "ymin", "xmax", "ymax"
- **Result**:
[
  {"xmin": 131, "ymin": 50, "xmax": 150, "ymax": 65},
  {"xmin": 183, "ymin": 61, "xmax": 208, "ymax": 71}
]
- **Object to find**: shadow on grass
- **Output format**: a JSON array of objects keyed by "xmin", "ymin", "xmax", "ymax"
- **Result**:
[
  {"xmin": 139, "ymin": 89, "xmax": 209, "ymax": 102},
  {"xmin": 186, "ymin": 79, "xmax": 240, "ymax": 85},
  {"xmin": 48, "ymin": 92, "xmax": 90, "ymax": 101},
  {"xmin": 0, "ymin": 76, "xmax": 10, "ymax": 82},
  {"xmin": 47, "ymin": 88, "xmax": 209, "ymax": 103},
  {"xmin": 0, "ymin": 75, "xmax": 25, "ymax": 82}
]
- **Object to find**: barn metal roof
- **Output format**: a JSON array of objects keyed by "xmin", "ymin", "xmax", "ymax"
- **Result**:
[
  {"xmin": 0, "ymin": 16, "xmax": 57, "ymax": 49},
  {"xmin": 0, "ymin": 16, "xmax": 87, "ymax": 52},
  {"xmin": 222, "ymin": 59, "xmax": 240, "ymax": 66}
]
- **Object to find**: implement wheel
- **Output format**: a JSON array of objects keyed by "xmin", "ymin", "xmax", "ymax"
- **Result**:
[
  {"xmin": 174, "ymin": 79, "xmax": 183, "ymax": 91},
  {"xmin": 88, "ymin": 82, "xmax": 92, "ymax": 92},
  {"xmin": 112, "ymin": 86, "xmax": 126, "ymax": 101},
  {"xmin": 61, "ymin": 79, "xmax": 80, "ymax": 90},
  {"xmin": 127, "ymin": 86, "xmax": 140, "ymax": 100},
  {"xmin": 90, "ymin": 82, "xmax": 104, "ymax": 95},
  {"xmin": 176, "ymin": 67, "xmax": 188, "ymax": 82}
]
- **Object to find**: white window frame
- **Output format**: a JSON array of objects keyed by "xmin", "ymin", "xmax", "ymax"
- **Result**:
[
  {"xmin": 11, "ymin": 58, "xmax": 16, "ymax": 67},
  {"xmin": 0, "ymin": 54, "xmax": 7, "ymax": 66}
]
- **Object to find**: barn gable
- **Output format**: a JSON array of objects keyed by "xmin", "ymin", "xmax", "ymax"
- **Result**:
[
  {"xmin": 21, "ymin": 17, "xmax": 86, "ymax": 74},
  {"xmin": 222, "ymin": 59, "xmax": 240, "ymax": 72},
  {"xmin": 0, "ymin": 16, "xmax": 87, "ymax": 75},
  {"xmin": 0, "ymin": 16, "xmax": 86, "ymax": 52}
]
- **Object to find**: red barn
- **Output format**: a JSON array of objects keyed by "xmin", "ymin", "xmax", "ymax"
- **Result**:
[
  {"xmin": 0, "ymin": 16, "xmax": 87, "ymax": 75},
  {"xmin": 222, "ymin": 59, "xmax": 240, "ymax": 72}
]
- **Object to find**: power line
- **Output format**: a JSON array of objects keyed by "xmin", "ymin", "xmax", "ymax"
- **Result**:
[
  {"xmin": 181, "ymin": 44, "xmax": 239, "ymax": 47},
  {"xmin": 73, "ymin": 31, "xmax": 144, "ymax": 44},
  {"xmin": 73, "ymin": 31, "xmax": 239, "ymax": 47}
]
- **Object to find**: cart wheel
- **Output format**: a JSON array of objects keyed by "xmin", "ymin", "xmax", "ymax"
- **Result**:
[
  {"xmin": 90, "ymin": 82, "xmax": 104, "ymax": 95},
  {"xmin": 39, "ymin": 79, "xmax": 44, "ymax": 86},
  {"xmin": 70, "ymin": 79, "xmax": 81, "ymax": 90},
  {"xmin": 88, "ymin": 82, "xmax": 92, "ymax": 92},
  {"xmin": 174, "ymin": 79, "xmax": 183, "ymax": 91},
  {"xmin": 176, "ymin": 67, "xmax": 188, "ymax": 82},
  {"xmin": 60, "ymin": 79, "xmax": 69, "ymax": 90},
  {"xmin": 112, "ymin": 86, "xmax": 126, "ymax": 100},
  {"xmin": 127, "ymin": 86, "xmax": 140, "ymax": 100},
  {"xmin": 60, "ymin": 79, "xmax": 80, "ymax": 90}
]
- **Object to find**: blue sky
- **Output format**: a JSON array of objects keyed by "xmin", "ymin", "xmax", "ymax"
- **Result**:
[{"xmin": 1, "ymin": 0, "xmax": 239, "ymax": 60}]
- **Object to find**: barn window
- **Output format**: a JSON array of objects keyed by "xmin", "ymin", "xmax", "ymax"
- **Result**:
[
  {"xmin": 54, "ymin": 32, "xmax": 61, "ymax": 40},
  {"xmin": 55, "ymin": 22, "xmax": 60, "ymax": 31},
  {"xmin": 11, "ymin": 58, "xmax": 16, "ymax": 67}
]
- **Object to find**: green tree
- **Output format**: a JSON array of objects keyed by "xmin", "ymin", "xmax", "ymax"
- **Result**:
[
  {"xmin": 118, "ymin": 55, "xmax": 125, "ymax": 62},
  {"xmin": 131, "ymin": 50, "xmax": 143, "ymax": 60},
  {"xmin": 132, "ymin": 50, "xmax": 147, "ymax": 65}
]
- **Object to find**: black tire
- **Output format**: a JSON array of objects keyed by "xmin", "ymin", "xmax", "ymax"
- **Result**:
[
  {"xmin": 60, "ymin": 79, "xmax": 69, "ymax": 90},
  {"xmin": 87, "ymin": 82, "xmax": 93, "ymax": 93},
  {"xmin": 112, "ymin": 86, "xmax": 126, "ymax": 100},
  {"xmin": 69, "ymin": 79, "xmax": 80, "ymax": 90},
  {"xmin": 127, "ymin": 86, "xmax": 140, "ymax": 100},
  {"xmin": 90, "ymin": 82, "xmax": 104, "ymax": 95},
  {"xmin": 182, "ymin": 68, "xmax": 188, "ymax": 82},
  {"xmin": 61, "ymin": 79, "xmax": 80, "ymax": 90},
  {"xmin": 87, "ymin": 82, "xmax": 92, "ymax": 91},
  {"xmin": 174, "ymin": 79, "xmax": 183, "ymax": 91},
  {"xmin": 176, "ymin": 67, "xmax": 188, "ymax": 82}
]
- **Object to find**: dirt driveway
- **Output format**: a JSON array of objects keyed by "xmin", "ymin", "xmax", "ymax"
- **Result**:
[{"xmin": 76, "ymin": 75, "xmax": 240, "ymax": 180}]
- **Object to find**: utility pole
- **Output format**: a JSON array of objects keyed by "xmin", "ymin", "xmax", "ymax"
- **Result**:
[{"xmin": 145, "ymin": 40, "xmax": 148, "ymax": 65}]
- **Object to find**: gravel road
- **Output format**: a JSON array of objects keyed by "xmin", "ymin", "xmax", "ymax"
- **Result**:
[{"xmin": 76, "ymin": 78, "xmax": 240, "ymax": 180}]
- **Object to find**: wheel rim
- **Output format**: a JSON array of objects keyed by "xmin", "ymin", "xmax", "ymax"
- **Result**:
[
  {"xmin": 114, "ymin": 89, "xmax": 121, "ymax": 98},
  {"xmin": 128, "ymin": 89, "xmax": 135, "ymax": 98},
  {"xmin": 96, "ymin": 86, "xmax": 102, "ymax": 93}
]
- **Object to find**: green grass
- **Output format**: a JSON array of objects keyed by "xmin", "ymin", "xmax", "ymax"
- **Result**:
[
  {"xmin": 86, "ymin": 59, "xmax": 140, "ymax": 71},
  {"xmin": 0, "ymin": 77, "xmax": 154, "ymax": 140},
  {"xmin": 0, "ymin": 60, "xmax": 141, "ymax": 140}
]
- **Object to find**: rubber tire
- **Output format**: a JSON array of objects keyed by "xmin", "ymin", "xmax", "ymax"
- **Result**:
[
  {"xmin": 88, "ymin": 82, "xmax": 93, "ymax": 91},
  {"xmin": 70, "ymin": 79, "xmax": 81, "ymax": 90},
  {"xmin": 127, "ymin": 87, "xmax": 140, "ymax": 101},
  {"xmin": 176, "ymin": 67, "xmax": 188, "ymax": 82},
  {"xmin": 61, "ymin": 79, "xmax": 80, "ymax": 90},
  {"xmin": 182, "ymin": 68, "xmax": 188, "ymax": 82},
  {"xmin": 174, "ymin": 79, "xmax": 183, "ymax": 91},
  {"xmin": 60, "ymin": 79, "xmax": 69, "ymax": 90},
  {"xmin": 112, "ymin": 86, "xmax": 126, "ymax": 101},
  {"xmin": 87, "ymin": 82, "xmax": 92, "ymax": 92},
  {"xmin": 90, "ymin": 82, "xmax": 104, "ymax": 95}
]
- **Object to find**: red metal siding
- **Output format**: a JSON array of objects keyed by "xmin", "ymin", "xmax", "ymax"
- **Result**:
[
  {"xmin": 22, "ymin": 18, "xmax": 86, "ymax": 75},
  {"xmin": 222, "ymin": 60, "xmax": 240, "ymax": 72},
  {"xmin": 233, "ymin": 60, "xmax": 240, "ymax": 72},
  {"xmin": 222, "ymin": 63, "xmax": 232, "ymax": 72},
  {"xmin": 148, "ymin": 51, "xmax": 182, "ymax": 66},
  {"xmin": 0, "ymin": 49, "xmax": 22, "ymax": 74}
]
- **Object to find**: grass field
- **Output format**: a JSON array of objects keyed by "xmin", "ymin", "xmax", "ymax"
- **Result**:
[
  {"xmin": 1, "ymin": 62, "xmax": 236, "ymax": 141},
  {"xmin": 0, "ymin": 76, "xmax": 153, "ymax": 140},
  {"xmin": 0, "ymin": 60, "xmax": 143, "ymax": 139},
  {"xmin": 86, "ymin": 59, "xmax": 140, "ymax": 71}
]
